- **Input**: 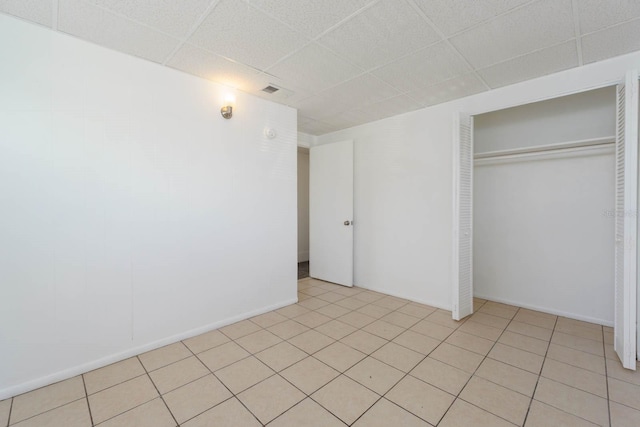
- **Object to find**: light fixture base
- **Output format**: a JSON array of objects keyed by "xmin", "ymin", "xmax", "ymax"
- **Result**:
[{"xmin": 221, "ymin": 105, "xmax": 233, "ymax": 119}]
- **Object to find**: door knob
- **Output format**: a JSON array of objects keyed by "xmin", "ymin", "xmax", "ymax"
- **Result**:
[{"xmin": 344, "ymin": 220, "xmax": 351, "ymax": 226}]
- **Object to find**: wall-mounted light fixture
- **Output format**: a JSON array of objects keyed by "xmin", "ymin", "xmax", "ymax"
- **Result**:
[{"xmin": 221, "ymin": 94, "xmax": 235, "ymax": 119}]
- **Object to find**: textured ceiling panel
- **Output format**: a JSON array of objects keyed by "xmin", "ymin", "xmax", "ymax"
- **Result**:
[
  {"xmin": 413, "ymin": 0, "xmax": 530, "ymax": 36},
  {"xmin": 0, "ymin": 0, "xmax": 52, "ymax": 27},
  {"xmin": 411, "ymin": 73, "xmax": 487, "ymax": 107},
  {"xmin": 4, "ymin": 0, "xmax": 640, "ymax": 135},
  {"xmin": 354, "ymin": 94, "xmax": 423, "ymax": 122},
  {"xmin": 372, "ymin": 41, "xmax": 472, "ymax": 93},
  {"xmin": 58, "ymin": 0, "xmax": 181, "ymax": 64},
  {"xmin": 266, "ymin": 43, "xmax": 363, "ymax": 94},
  {"xmin": 167, "ymin": 44, "xmax": 264, "ymax": 91},
  {"xmin": 478, "ymin": 40, "xmax": 579, "ymax": 89},
  {"xmin": 316, "ymin": 73, "xmax": 401, "ymax": 111},
  {"xmin": 450, "ymin": 0, "xmax": 574, "ymax": 69},
  {"xmin": 295, "ymin": 95, "xmax": 352, "ymax": 120},
  {"xmin": 576, "ymin": 0, "xmax": 640, "ymax": 35},
  {"xmin": 84, "ymin": 0, "xmax": 215, "ymax": 38},
  {"xmin": 582, "ymin": 17, "xmax": 640, "ymax": 64},
  {"xmin": 298, "ymin": 115, "xmax": 336, "ymax": 135},
  {"xmin": 317, "ymin": 0, "xmax": 441, "ymax": 70},
  {"xmin": 188, "ymin": 0, "xmax": 309, "ymax": 70},
  {"xmin": 247, "ymin": 0, "xmax": 375, "ymax": 38}
]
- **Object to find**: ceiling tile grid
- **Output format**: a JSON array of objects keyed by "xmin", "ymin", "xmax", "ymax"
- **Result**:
[
  {"xmin": 2, "ymin": 0, "xmax": 640, "ymax": 135},
  {"xmin": 576, "ymin": 0, "xmax": 640, "ymax": 35},
  {"xmin": 449, "ymin": 0, "xmax": 576, "ymax": 69},
  {"xmin": 581, "ymin": 17, "xmax": 640, "ymax": 64},
  {"xmin": 246, "ymin": 0, "xmax": 376, "ymax": 38},
  {"xmin": 83, "ymin": 0, "xmax": 214, "ymax": 38},
  {"xmin": 0, "ymin": 0, "xmax": 53, "ymax": 27},
  {"xmin": 57, "ymin": 0, "xmax": 182, "ymax": 64},
  {"xmin": 477, "ymin": 40, "xmax": 579, "ymax": 89},
  {"xmin": 371, "ymin": 41, "xmax": 472, "ymax": 93},
  {"xmin": 187, "ymin": 0, "xmax": 310, "ymax": 70},
  {"xmin": 410, "ymin": 72, "xmax": 487, "ymax": 107},
  {"xmin": 412, "ymin": 0, "xmax": 532, "ymax": 37},
  {"xmin": 166, "ymin": 43, "xmax": 264, "ymax": 91},
  {"xmin": 316, "ymin": 0, "xmax": 442, "ymax": 70},
  {"xmin": 265, "ymin": 42, "xmax": 364, "ymax": 95}
]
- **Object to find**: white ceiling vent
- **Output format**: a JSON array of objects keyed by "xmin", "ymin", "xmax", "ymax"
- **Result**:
[{"xmin": 262, "ymin": 85, "xmax": 280, "ymax": 94}]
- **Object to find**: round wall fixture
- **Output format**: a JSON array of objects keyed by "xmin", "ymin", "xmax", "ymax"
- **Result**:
[{"xmin": 264, "ymin": 128, "xmax": 277, "ymax": 139}]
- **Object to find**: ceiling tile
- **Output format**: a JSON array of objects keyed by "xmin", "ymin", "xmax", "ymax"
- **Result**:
[
  {"xmin": 167, "ymin": 43, "xmax": 265, "ymax": 91},
  {"xmin": 577, "ymin": 0, "xmax": 640, "ymax": 34},
  {"xmin": 317, "ymin": 74, "xmax": 402, "ymax": 110},
  {"xmin": 295, "ymin": 95, "xmax": 351, "ymax": 120},
  {"xmin": 411, "ymin": 73, "xmax": 487, "ymax": 107},
  {"xmin": 413, "ymin": 0, "xmax": 530, "ymax": 36},
  {"xmin": 478, "ymin": 40, "xmax": 579, "ymax": 89},
  {"xmin": 247, "ymin": 0, "xmax": 375, "ymax": 38},
  {"xmin": 582, "ymin": 17, "xmax": 640, "ymax": 64},
  {"xmin": 188, "ymin": 0, "xmax": 309, "ymax": 70},
  {"xmin": 58, "ymin": 0, "xmax": 181, "ymax": 64},
  {"xmin": 0, "ymin": 0, "xmax": 53, "ymax": 27},
  {"xmin": 372, "ymin": 41, "xmax": 471, "ymax": 92},
  {"xmin": 357, "ymin": 94, "xmax": 423, "ymax": 122},
  {"xmin": 266, "ymin": 43, "xmax": 363, "ymax": 94},
  {"xmin": 298, "ymin": 115, "xmax": 336, "ymax": 135},
  {"xmin": 450, "ymin": 0, "xmax": 574, "ymax": 69},
  {"xmin": 316, "ymin": 110, "xmax": 372, "ymax": 131},
  {"xmin": 317, "ymin": 0, "xmax": 441, "ymax": 70},
  {"xmin": 84, "ymin": 0, "xmax": 214, "ymax": 38}
]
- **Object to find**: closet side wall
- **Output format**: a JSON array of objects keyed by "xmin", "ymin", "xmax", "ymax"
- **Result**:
[{"xmin": 474, "ymin": 89, "xmax": 616, "ymax": 325}]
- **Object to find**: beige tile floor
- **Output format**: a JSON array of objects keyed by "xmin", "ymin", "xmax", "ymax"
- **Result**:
[{"xmin": 2, "ymin": 278, "xmax": 640, "ymax": 426}]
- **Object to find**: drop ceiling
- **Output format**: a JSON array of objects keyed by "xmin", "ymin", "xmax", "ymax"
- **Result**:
[{"xmin": 2, "ymin": 0, "xmax": 640, "ymax": 135}]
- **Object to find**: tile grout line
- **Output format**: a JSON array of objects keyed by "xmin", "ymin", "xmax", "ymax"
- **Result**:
[
  {"xmin": 80, "ymin": 375, "xmax": 95, "ymax": 427},
  {"xmin": 431, "ymin": 300, "xmax": 491, "ymax": 424},
  {"xmin": 427, "ymin": 303, "xmax": 530, "ymax": 425},
  {"xmin": 527, "ymin": 317, "xmax": 609, "ymax": 426},
  {"xmin": 602, "ymin": 325, "xmax": 612, "ymax": 427},
  {"xmin": 180, "ymin": 337, "xmax": 265, "ymax": 426},
  {"xmin": 521, "ymin": 312, "xmax": 558, "ymax": 426},
  {"xmin": 273, "ymin": 283, "xmax": 432, "ymax": 424},
  {"xmin": 6, "ymin": 398, "xmax": 12, "ymax": 427},
  {"xmin": 5, "ymin": 397, "xmax": 87, "ymax": 426},
  {"xmin": 431, "ymin": 301, "xmax": 531, "ymax": 426},
  {"xmin": 319, "ymin": 291, "xmax": 473, "ymax": 425},
  {"xmin": 135, "ymin": 355, "xmax": 180, "ymax": 427}
]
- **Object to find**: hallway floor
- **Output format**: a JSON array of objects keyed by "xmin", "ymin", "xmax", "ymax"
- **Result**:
[
  {"xmin": 298, "ymin": 261, "xmax": 309, "ymax": 280},
  {"xmin": 2, "ymin": 278, "xmax": 639, "ymax": 426}
]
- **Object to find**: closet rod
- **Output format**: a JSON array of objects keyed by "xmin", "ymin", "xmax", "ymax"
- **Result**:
[{"xmin": 474, "ymin": 136, "xmax": 615, "ymax": 160}]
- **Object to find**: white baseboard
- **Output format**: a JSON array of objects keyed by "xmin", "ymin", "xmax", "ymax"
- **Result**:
[
  {"xmin": 0, "ymin": 297, "xmax": 298, "ymax": 400},
  {"xmin": 474, "ymin": 293, "xmax": 613, "ymax": 327}
]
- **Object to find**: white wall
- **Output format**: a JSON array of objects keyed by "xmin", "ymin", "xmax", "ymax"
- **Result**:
[
  {"xmin": 474, "ymin": 149, "xmax": 615, "ymax": 324},
  {"xmin": 315, "ymin": 49, "xmax": 640, "ymax": 314},
  {"xmin": 473, "ymin": 90, "xmax": 616, "ymax": 324},
  {"xmin": 297, "ymin": 148, "xmax": 310, "ymax": 262},
  {"xmin": 297, "ymin": 132, "xmax": 315, "ymax": 148},
  {"xmin": 475, "ymin": 87, "xmax": 616, "ymax": 153},
  {"xmin": 0, "ymin": 16, "xmax": 297, "ymax": 399}
]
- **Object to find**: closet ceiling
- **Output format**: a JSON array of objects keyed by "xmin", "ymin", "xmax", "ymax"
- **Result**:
[{"xmin": 3, "ymin": 0, "xmax": 640, "ymax": 135}]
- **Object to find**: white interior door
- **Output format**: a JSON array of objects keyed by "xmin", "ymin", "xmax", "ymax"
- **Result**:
[
  {"xmin": 614, "ymin": 70, "xmax": 638, "ymax": 369},
  {"xmin": 309, "ymin": 140, "xmax": 354, "ymax": 287},
  {"xmin": 452, "ymin": 113, "xmax": 474, "ymax": 320}
]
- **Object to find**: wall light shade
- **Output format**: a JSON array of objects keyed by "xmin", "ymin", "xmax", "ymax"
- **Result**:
[
  {"xmin": 220, "ymin": 105, "xmax": 232, "ymax": 119},
  {"xmin": 221, "ymin": 94, "xmax": 235, "ymax": 119}
]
